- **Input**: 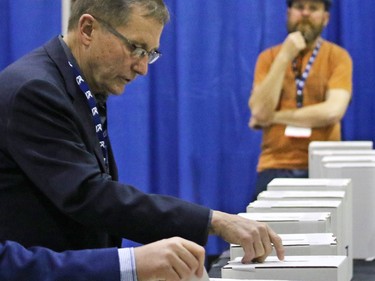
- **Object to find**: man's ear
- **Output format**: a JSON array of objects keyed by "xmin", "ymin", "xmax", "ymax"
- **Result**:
[
  {"xmin": 323, "ymin": 11, "xmax": 330, "ymax": 27},
  {"xmin": 78, "ymin": 14, "xmax": 96, "ymax": 46}
]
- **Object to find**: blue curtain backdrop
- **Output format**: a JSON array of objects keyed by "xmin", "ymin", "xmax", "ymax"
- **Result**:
[{"xmin": 1, "ymin": 0, "xmax": 375, "ymax": 255}]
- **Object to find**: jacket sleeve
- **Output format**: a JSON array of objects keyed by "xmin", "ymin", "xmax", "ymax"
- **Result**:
[
  {"xmin": 0, "ymin": 240, "xmax": 120, "ymax": 281},
  {"xmin": 6, "ymin": 75, "xmax": 210, "ymax": 245}
]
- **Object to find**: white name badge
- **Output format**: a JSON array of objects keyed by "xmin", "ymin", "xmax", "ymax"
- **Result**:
[{"xmin": 285, "ymin": 125, "xmax": 312, "ymax": 138}]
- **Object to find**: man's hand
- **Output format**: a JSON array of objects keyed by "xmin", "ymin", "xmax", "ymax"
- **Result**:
[
  {"xmin": 134, "ymin": 237, "xmax": 205, "ymax": 281},
  {"xmin": 280, "ymin": 31, "xmax": 307, "ymax": 61},
  {"xmin": 210, "ymin": 211, "xmax": 284, "ymax": 263}
]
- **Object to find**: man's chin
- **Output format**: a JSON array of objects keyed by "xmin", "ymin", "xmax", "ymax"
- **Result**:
[{"xmin": 109, "ymin": 85, "xmax": 126, "ymax": 96}]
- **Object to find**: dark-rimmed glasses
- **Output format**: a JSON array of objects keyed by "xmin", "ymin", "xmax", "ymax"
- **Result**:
[{"xmin": 92, "ymin": 15, "xmax": 161, "ymax": 64}]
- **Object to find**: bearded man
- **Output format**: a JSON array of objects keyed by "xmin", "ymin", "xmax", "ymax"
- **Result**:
[{"xmin": 248, "ymin": 0, "xmax": 352, "ymax": 199}]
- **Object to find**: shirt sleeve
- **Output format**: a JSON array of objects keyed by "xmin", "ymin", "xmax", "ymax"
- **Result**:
[{"xmin": 118, "ymin": 247, "xmax": 137, "ymax": 281}]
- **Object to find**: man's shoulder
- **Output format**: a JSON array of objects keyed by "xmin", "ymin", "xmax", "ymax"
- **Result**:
[
  {"xmin": 322, "ymin": 40, "xmax": 351, "ymax": 56},
  {"xmin": 0, "ymin": 37, "xmax": 67, "ymax": 90},
  {"xmin": 258, "ymin": 43, "xmax": 283, "ymax": 59},
  {"xmin": 1, "ymin": 37, "xmax": 60, "ymax": 77}
]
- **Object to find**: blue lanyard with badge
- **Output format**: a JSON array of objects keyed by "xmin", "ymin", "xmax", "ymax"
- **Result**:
[
  {"xmin": 68, "ymin": 61, "xmax": 110, "ymax": 173},
  {"xmin": 285, "ymin": 39, "xmax": 322, "ymax": 138}
]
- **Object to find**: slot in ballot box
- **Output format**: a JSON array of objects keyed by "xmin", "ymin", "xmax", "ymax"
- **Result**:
[
  {"xmin": 222, "ymin": 256, "xmax": 349, "ymax": 281},
  {"xmin": 238, "ymin": 212, "xmax": 331, "ymax": 235},
  {"xmin": 246, "ymin": 200, "xmax": 346, "ymax": 254},
  {"xmin": 323, "ymin": 162, "xmax": 375, "ymax": 260},
  {"xmin": 230, "ymin": 233, "xmax": 337, "ymax": 260},
  {"xmin": 310, "ymin": 150, "xmax": 375, "ymax": 178}
]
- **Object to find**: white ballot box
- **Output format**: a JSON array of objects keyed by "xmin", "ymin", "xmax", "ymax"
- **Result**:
[
  {"xmin": 264, "ymin": 179, "xmax": 352, "ymax": 239},
  {"xmin": 246, "ymin": 200, "xmax": 345, "ymax": 253},
  {"xmin": 310, "ymin": 150, "xmax": 375, "ymax": 178},
  {"xmin": 257, "ymin": 190, "xmax": 345, "ymax": 202},
  {"xmin": 308, "ymin": 141, "xmax": 373, "ymax": 177},
  {"xmin": 323, "ymin": 162, "xmax": 375, "ymax": 260},
  {"xmin": 264, "ymin": 178, "xmax": 353, "ymax": 279},
  {"xmin": 238, "ymin": 212, "xmax": 331, "ymax": 235},
  {"xmin": 256, "ymin": 190, "xmax": 349, "ymax": 242},
  {"xmin": 222, "ymin": 256, "xmax": 349, "ymax": 281},
  {"xmin": 266, "ymin": 178, "xmax": 352, "ymax": 191},
  {"xmin": 308, "ymin": 141, "xmax": 373, "ymax": 151},
  {"xmin": 247, "ymin": 200, "xmax": 346, "ymax": 254},
  {"xmin": 265, "ymin": 179, "xmax": 352, "ymax": 236},
  {"xmin": 230, "ymin": 233, "xmax": 337, "ymax": 260}
]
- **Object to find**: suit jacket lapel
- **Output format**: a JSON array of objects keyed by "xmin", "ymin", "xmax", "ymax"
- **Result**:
[{"xmin": 44, "ymin": 37, "xmax": 108, "ymax": 173}]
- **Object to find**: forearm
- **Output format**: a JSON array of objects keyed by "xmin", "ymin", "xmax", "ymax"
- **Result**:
[
  {"xmin": 273, "ymin": 103, "xmax": 343, "ymax": 128},
  {"xmin": 250, "ymin": 32, "xmax": 307, "ymax": 122},
  {"xmin": 0, "ymin": 241, "xmax": 120, "ymax": 281},
  {"xmin": 272, "ymin": 90, "xmax": 351, "ymax": 128},
  {"xmin": 249, "ymin": 54, "xmax": 290, "ymax": 121}
]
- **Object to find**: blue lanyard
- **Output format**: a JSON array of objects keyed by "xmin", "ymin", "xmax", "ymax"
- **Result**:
[
  {"xmin": 292, "ymin": 40, "xmax": 322, "ymax": 108},
  {"xmin": 68, "ymin": 61, "xmax": 109, "ymax": 173}
]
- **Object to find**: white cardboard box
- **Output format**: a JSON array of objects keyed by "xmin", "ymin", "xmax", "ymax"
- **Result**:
[
  {"xmin": 222, "ymin": 256, "xmax": 349, "ymax": 281},
  {"xmin": 265, "ymin": 178, "xmax": 352, "ymax": 252},
  {"xmin": 257, "ymin": 190, "xmax": 345, "ymax": 201},
  {"xmin": 310, "ymin": 150, "xmax": 375, "ymax": 178},
  {"xmin": 308, "ymin": 141, "xmax": 373, "ymax": 177},
  {"xmin": 266, "ymin": 178, "xmax": 352, "ymax": 191},
  {"xmin": 263, "ymin": 180, "xmax": 352, "ymax": 254},
  {"xmin": 230, "ymin": 233, "xmax": 337, "ymax": 260},
  {"xmin": 238, "ymin": 212, "xmax": 331, "ymax": 235},
  {"xmin": 323, "ymin": 162, "xmax": 375, "ymax": 260},
  {"xmin": 256, "ymin": 190, "xmax": 349, "ymax": 254},
  {"xmin": 263, "ymin": 178, "xmax": 353, "ymax": 280},
  {"xmin": 246, "ymin": 200, "xmax": 345, "ymax": 255},
  {"xmin": 308, "ymin": 141, "xmax": 373, "ymax": 151}
]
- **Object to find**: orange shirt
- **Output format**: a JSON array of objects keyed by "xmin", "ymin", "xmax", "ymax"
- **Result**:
[{"xmin": 253, "ymin": 39, "xmax": 353, "ymax": 172}]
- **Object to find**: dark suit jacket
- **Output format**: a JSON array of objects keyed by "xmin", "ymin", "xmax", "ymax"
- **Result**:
[
  {"xmin": 0, "ymin": 240, "xmax": 119, "ymax": 281},
  {"xmin": 0, "ymin": 37, "xmax": 210, "ymax": 251}
]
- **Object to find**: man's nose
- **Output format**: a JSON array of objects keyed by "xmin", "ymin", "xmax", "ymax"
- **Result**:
[
  {"xmin": 133, "ymin": 55, "xmax": 149, "ymax": 76},
  {"xmin": 301, "ymin": 6, "xmax": 313, "ymax": 16}
]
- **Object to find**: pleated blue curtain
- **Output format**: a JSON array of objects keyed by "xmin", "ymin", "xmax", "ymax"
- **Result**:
[
  {"xmin": 0, "ymin": 0, "xmax": 61, "ymax": 69},
  {"xmin": 2, "ymin": 0, "xmax": 375, "ymax": 255}
]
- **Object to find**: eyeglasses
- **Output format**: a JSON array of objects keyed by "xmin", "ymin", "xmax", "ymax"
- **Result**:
[{"xmin": 92, "ymin": 15, "xmax": 161, "ymax": 64}]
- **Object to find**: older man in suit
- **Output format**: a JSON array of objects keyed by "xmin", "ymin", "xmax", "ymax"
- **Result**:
[{"xmin": 0, "ymin": 0, "xmax": 283, "ymax": 279}]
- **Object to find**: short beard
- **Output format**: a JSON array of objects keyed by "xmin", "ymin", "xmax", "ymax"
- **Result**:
[{"xmin": 287, "ymin": 20, "xmax": 324, "ymax": 45}]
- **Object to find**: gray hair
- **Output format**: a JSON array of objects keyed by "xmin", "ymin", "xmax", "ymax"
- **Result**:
[{"xmin": 68, "ymin": 0, "xmax": 170, "ymax": 31}]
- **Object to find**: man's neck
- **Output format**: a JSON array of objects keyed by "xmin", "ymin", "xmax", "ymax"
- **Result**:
[{"xmin": 301, "ymin": 36, "xmax": 322, "ymax": 55}]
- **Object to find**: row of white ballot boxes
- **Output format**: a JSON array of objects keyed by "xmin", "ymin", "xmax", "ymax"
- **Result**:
[
  {"xmin": 308, "ymin": 140, "xmax": 375, "ymax": 260},
  {"xmin": 221, "ymin": 178, "xmax": 353, "ymax": 281}
]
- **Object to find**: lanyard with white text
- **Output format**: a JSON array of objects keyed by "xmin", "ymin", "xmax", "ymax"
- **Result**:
[
  {"xmin": 68, "ymin": 61, "xmax": 109, "ymax": 173},
  {"xmin": 292, "ymin": 40, "xmax": 322, "ymax": 108}
]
